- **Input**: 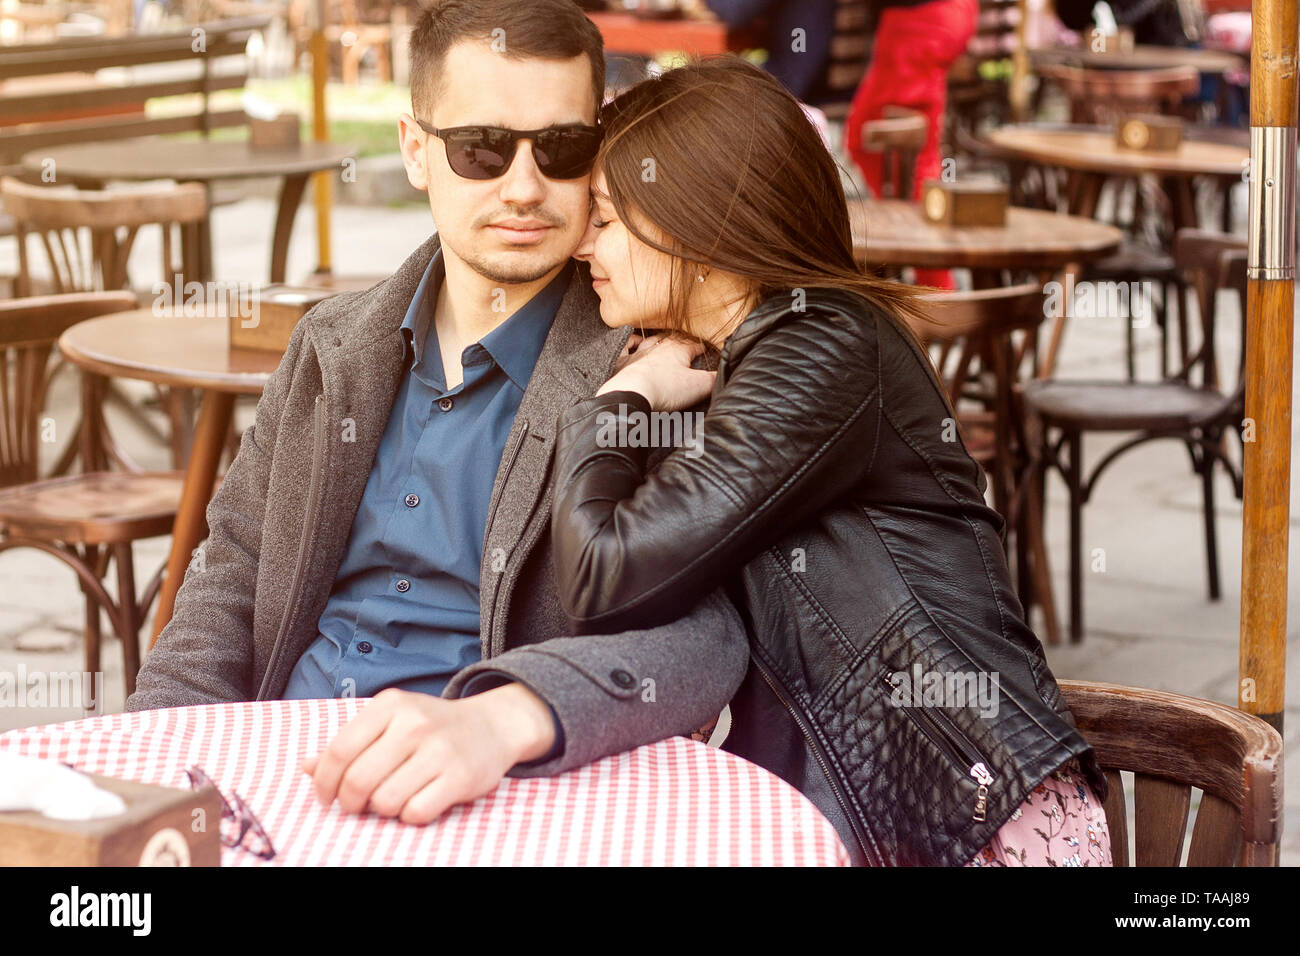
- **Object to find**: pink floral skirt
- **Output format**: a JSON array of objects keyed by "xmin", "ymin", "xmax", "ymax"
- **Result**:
[{"xmin": 965, "ymin": 757, "xmax": 1114, "ymax": 867}]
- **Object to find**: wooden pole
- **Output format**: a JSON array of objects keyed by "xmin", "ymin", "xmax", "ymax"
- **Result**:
[
  {"xmin": 1009, "ymin": 0, "xmax": 1030, "ymax": 123},
  {"xmin": 311, "ymin": 0, "xmax": 333, "ymax": 275},
  {"xmin": 1239, "ymin": 0, "xmax": 1297, "ymax": 733}
]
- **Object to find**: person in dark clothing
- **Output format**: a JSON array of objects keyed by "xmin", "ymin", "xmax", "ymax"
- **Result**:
[
  {"xmin": 1054, "ymin": 0, "xmax": 1193, "ymax": 48},
  {"xmin": 704, "ymin": 0, "xmax": 838, "ymax": 102}
]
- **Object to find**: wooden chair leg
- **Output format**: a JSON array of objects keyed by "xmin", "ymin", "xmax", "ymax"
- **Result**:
[
  {"xmin": 79, "ymin": 546, "xmax": 102, "ymax": 689},
  {"xmin": 1066, "ymin": 430, "xmax": 1085, "ymax": 644},
  {"xmin": 113, "ymin": 542, "xmax": 141, "ymax": 697},
  {"xmin": 165, "ymin": 386, "xmax": 198, "ymax": 469},
  {"xmin": 1027, "ymin": 458, "xmax": 1061, "ymax": 645},
  {"xmin": 1202, "ymin": 442, "xmax": 1221, "ymax": 602}
]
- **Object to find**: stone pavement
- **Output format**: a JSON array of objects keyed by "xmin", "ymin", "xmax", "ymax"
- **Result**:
[{"xmin": 1, "ymin": 187, "xmax": 1295, "ymax": 864}]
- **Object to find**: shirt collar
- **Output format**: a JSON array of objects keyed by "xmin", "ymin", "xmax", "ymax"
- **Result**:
[
  {"xmin": 399, "ymin": 246, "xmax": 442, "ymax": 367},
  {"xmin": 400, "ymin": 245, "xmax": 573, "ymax": 392},
  {"xmin": 479, "ymin": 259, "xmax": 573, "ymax": 391}
]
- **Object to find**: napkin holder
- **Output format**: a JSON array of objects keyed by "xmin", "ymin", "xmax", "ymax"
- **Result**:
[
  {"xmin": 249, "ymin": 112, "xmax": 301, "ymax": 149},
  {"xmin": 1088, "ymin": 27, "xmax": 1135, "ymax": 55},
  {"xmin": 230, "ymin": 285, "xmax": 332, "ymax": 354},
  {"xmin": 0, "ymin": 773, "xmax": 222, "ymax": 866},
  {"xmin": 1116, "ymin": 114, "xmax": 1184, "ymax": 152},
  {"xmin": 921, "ymin": 179, "xmax": 1008, "ymax": 227}
]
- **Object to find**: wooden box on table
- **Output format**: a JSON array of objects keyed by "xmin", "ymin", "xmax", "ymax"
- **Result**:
[
  {"xmin": 921, "ymin": 180, "xmax": 1009, "ymax": 227},
  {"xmin": 1116, "ymin": 115, "xmax": 1185, "ymax": 152},
  {"xmin": 229, "ymin": 285, "xmax": 332, "ymax": 354},
  {"xmin": 0, "ymin": 773, "xmax": 222, "ymax": 866}
]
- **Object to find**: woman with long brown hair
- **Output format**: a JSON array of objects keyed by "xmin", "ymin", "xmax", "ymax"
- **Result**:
[{"xmin": 549, "ymin": 56, "xmax": 1112, "ymax": 866}]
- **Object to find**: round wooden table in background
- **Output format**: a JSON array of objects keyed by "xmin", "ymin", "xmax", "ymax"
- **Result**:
[
  {"xmin": 59, "ymin": 308, "xmax": 280, "ymax": 646},
  {"xmin": 1029, "ymin": 44, "xmax": 1246, "ymax": 75},
  {"xmin": 851, "ymin": 197, "xmax": 1124, "ymax": 276},
  {"xmin": 984, "ymin": 125, "xmax": 1249, "ymax": 224},
  {"xmin": 23, "ymin": 138, "xmax": 357, "ymax": 284}
]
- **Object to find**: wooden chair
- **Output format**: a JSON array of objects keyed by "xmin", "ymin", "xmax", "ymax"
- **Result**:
[
  {"xmin": 0, "ymin": 175, "xmax": 208, "ymax": 473},
  {"xmin": 1037, "ymin": 64, "xmax": 1203, "ymax": 380},
  {"xmin": 0, "ymin": 292, "xmax": 186, "ymax": 699},
  {"xmin": 0, "ymin": 176, "xmax": 206, "ymax": 299},
  {"xmin": 1037, "ymin": 64, "xmax": 1201, "ymax": 126},
  {"xmin": 1023, "ymin": 231, "xmax": 1247, "ymax": 643},
  {"xmin": 946, "ymin": 0, "xmax": 1021, "ymax": 146},
  {"xmin": 860, "ymin": 107, "xmax": 928, "ymax": 200},
  {"xmin": 0, "ymin": 197, "xmax": 15, "ymax": 298},
  {"xmin": 813, "ymin": 0, "xmax": 872, "ymax": 123},
  {"xmin": 909, "ymin": 283, "xmax": 1061, "ymax": 643},
  {"xmin": 1059, "ymin": 680, "xmax": 1283, "ymax": 866}
]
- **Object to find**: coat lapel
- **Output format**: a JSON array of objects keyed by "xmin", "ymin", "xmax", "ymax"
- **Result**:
[
  {"xmin": 275, "ymin": 233, "xmax": 437, "ymax": 669},
  {"xmin": 480, "ymin": 262, "xmax": 631, "ymax": 654},
  {"xmin": 296, "ymin": 233, "xmax": 625, "ymax": 662}
]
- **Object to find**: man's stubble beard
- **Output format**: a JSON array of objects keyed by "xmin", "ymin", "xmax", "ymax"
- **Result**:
[{"xmin": 459, "ymin": 248, "xmax": 569, "ymax": 286}]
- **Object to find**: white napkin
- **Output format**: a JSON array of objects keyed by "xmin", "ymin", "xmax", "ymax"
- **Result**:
[
  {"xmin": 0, "ymin": 753, "xmax": 127, "ymax": 821},
  {"xmin": 1092, "ymin": 2, "xmax": 1119, "ymax": 35}
]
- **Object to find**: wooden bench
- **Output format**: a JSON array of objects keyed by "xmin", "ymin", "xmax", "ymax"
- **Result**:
[
  {"xmin": 0, "ymin": 17, "xmax": 268, "ymax": 295},
  {"xmin": 0, "ymin": 15, "xmax": 269, "ymax": 178}
]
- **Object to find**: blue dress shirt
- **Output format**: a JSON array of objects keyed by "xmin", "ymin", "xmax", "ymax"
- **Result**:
[{"xmin": 284, "ymin": 248, "xmax": 572, "ymax": 701}]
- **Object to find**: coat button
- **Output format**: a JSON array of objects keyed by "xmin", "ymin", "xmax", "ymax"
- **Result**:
[
  {"xmin": 404, "ymin": 493, "xmax": 420, "ymax": 508},
  {"xmin": 356, "ymin": 641, "xmax": 373, "ymax": 654},
  {"xmin": 395, "ymin": 579, "xmax": 411, "ymax": 593},
  {"xmin": 438, "ymin": 397, "xmax": 453, "ymax": 412},
  {"xmin": 611, "ymin": 669, "xmax": 635, "ymax": 689}
]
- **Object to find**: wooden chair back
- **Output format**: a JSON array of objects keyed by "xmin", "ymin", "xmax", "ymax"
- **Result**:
[
  {"xmin": 946, "ymin": 0, "xmax": 1021, "ymax": 142},
  {"xmin": 1059, "ymin": 680, "xmax": 1284, "ymax": 866},
  {"xmin": 909, "ymin": 283, "xmax": 1047, "ymax": 407},
  {"xmin": 908, "ymin": 284, "xmax": 1049, "ymax": 517},
  {"xmin": 819, "ymin": 0, "xmax": 873, "ymax": 120},
  {"xmin": 860, "ymin": 107, "xmax": 928, "ymax": 199},
  {"xmin": 1037, "ymin": 64, "xmax": 1200, "ymax": 124},
  {"xmin": 1172, "ymin": 229, "xmax": 1248, "ymax": 396},
  {"xmin": 0, "ymin": 291, "xmax": 137, "ymax": 487},
  {"xmin": 0, "ymin": 176, "xmax": 207, "ymax": 297}
]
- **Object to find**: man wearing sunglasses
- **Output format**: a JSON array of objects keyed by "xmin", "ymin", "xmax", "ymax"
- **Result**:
[{"xmin": 128, "ymin": 0, "xmax": 747, "ymax": 827}]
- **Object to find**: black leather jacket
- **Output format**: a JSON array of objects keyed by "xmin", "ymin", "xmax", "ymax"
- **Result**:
[{"xmin": 550, "ymin": 287, "xmax": 1105, "ymax": 866}]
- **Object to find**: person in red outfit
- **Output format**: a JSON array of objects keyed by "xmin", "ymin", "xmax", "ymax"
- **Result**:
[{"xmin": 846, "ymin": 0, "xmax": 979, "ymax": 289}]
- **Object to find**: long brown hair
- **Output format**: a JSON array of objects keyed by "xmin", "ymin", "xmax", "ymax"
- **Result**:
[{"xmin": 596, "ymin": 55, "xmax": 926, "ymax": 346}]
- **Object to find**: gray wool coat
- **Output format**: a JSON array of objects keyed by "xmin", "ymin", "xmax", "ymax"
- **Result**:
[{"xmin": 126, "ymin": 233, "xmax": 749, "ymax": 776}]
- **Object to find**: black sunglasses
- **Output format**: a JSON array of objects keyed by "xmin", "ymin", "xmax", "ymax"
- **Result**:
[{"xmin": 416, "ymin": 120, "xmax": 602, "ymax": 181}]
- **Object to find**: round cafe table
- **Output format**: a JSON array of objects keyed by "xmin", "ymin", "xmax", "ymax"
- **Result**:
[
  {"xmin": 58, "ymin": 309, "xmax": 279, "ymax": 645},
  {"xmin": 851, "ymin": 197, "xmax": 1123, "ymax": 278},
  {"xmin": 984, "ymin": 125, "xmax": 1249, "ymax": 226},
  {"xmin": 22, "ymin": 138, "xmax": 356, "ymax": 284},
  {"xmin": 0, "ymin": 698, "xmax": 852, "ymax": 866},
  {"xmin": 1028, "ymin": 44, "xmax": 1245, "ymax": 75}
]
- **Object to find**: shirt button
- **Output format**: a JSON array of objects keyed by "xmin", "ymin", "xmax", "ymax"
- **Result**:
[
  {"xmin": 404, "ymin": 493, "xmax": 420, "ymax": 508},
  {"xmin": 395, "ymin": 579, "xmax": 411, "ymax": 593},
  {"xmin": 610, "ymin": 669, "xmax": 636, "ymax": 689},
  {"xmin": 356, "ymin": 641, "xmax": 373, "ymax": 654},
  {"xmin": 438, "ymin": 397, "xmax": 453, "ymax": 412}
]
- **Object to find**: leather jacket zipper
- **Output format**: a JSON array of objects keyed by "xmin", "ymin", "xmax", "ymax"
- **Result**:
[
  {"xmin": 753, "ymin": 653, "xmax": 873, "ymax": 861},
  {"xmin": 879, "ymin": 671, "xmax": 995, "ymax": 822},
  {"xmin": 480, "ymin": 420, "xmax": 529, "ymax": 652},
  {"xmin": 256, "ymin": 394, "xmax": 327, "ymax": 700}
]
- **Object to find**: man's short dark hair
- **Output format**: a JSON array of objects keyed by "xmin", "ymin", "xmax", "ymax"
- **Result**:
[{"xmin": 409, "ymin": 0, "xmax": 605, "ymax": 121}]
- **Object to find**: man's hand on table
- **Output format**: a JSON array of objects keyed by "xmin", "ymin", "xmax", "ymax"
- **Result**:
[{"xmin": 299, "ymin": 683, "xmax": 557, "ymax": 824}]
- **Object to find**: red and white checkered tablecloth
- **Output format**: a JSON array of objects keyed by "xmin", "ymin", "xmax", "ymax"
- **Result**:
[{"xmin": 0, "ymin": 698, "xmax": 851, "ymax": 866}]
